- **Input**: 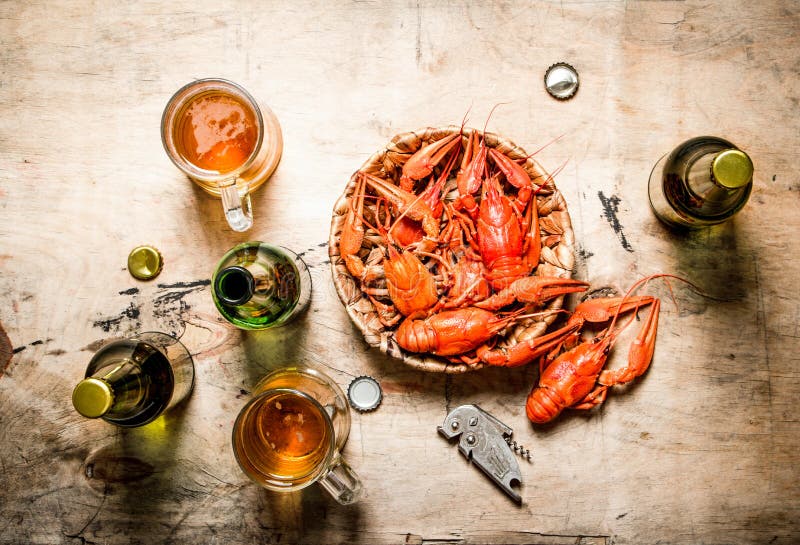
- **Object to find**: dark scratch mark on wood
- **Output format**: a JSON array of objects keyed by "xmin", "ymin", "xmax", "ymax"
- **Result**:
[
  {"xmin": 63, "ymin": 534, "xmax": 99, "ymax": 545},
  {"xmin": 152, "ymin": 282, "xmax": 209, "ymax": 337},
  {"xmin": 154, "ymin": 290, "xmax": 194, "ymax": 307},
  {"xmin": 156, "ymin": 279, "xmax": 211, "ymax": 289},
  {"xmin": 12, "ymin": 346, "xmax": 25, "ymax": 354},
  {"xmin": 93, "ymin": 280, "xmax": 209, "ymax": 337},
  {"xmin": 578, "ymin": 246, "xmax": 594, "ymax": 260},
  {"xmin": 582, "ymin": 286, "xmax": 618, "ymax": 301},
  {"xmin": 92, "ymin": 302, "xmax": 141, "ymax": 333},
  {"xmin": 297, "ymin": 242, "xmax": 331, "ymax": 264},
  {"xmin": 598, "ymin": 191, "xmax": 633, "ymax": 253}
]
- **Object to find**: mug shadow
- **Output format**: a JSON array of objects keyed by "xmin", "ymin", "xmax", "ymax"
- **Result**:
[
  {"xmin": 188, "ymin": 180, "xmax": 237, "ymax": 237},
  {"xmin": 255, "ymin": 484, "xmax": 362, "ymax": 542},
  {"xmin": 186, "ymin": 172, "xmax": 279, "ymax": 239}
]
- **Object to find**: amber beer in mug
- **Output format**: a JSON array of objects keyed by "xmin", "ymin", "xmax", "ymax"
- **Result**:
[
  {"xmin": 232, "ymin": 366, "xmax": 362, "ymax": 504},
  {"xmin": 161, "ymin": 78, "xmax": 283, "ymax": 232}
]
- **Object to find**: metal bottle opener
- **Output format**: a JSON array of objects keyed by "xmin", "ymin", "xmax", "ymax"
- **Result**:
[{"xmin": 438, "ymin": 404, "xmax": 526, "ymax": 503}]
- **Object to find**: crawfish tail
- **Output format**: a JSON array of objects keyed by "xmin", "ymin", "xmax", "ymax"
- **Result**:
[
  {"xmin": 395, "ymin": 315, "xmax": 437, "ymax": 354},
  {"xmin": 525, "ymin": 385, "xmax": 564, "ymax": 424}
]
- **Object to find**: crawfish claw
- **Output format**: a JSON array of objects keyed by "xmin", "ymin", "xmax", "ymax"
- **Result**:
[
  {"xmin": 572, "ymin": 295, "xmax": 655, "ymax": 324},
  {"xmin": 598, "ymin": 298, "xmax": 661, "ymax": 387},
  {"xmin": 475, "ymin": 276, "xmax": 589, "ymax": 311},
  {"xmin": 400, "ymin": 133, "xmax": 460, "ymax": 188}
]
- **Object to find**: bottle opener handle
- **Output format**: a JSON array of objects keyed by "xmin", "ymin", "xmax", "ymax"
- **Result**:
[{"xmin": 439, "ymin": 404, "xmax": 524, "ymax": 504}]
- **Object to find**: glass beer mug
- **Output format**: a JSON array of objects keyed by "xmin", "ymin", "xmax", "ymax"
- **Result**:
[
  {"xmin": 161, "ymin": 78, "xmax": 283, "ymax": 232},
  {"xmin": 232, "ymin": 366, "xmax": 362, "ymax": 505}
]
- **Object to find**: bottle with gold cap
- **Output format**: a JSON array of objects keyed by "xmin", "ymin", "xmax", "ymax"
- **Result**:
[
  {"xmin": 648, "ymin": 136, "xmax": 754, "ymax": 229},
  {"xmin": 211, "ymin": 241, "xmax": 311, "ymax": 330},
  {"xmin": 72, "ymin": 332, "xmax": 194, "ymax": 427}
]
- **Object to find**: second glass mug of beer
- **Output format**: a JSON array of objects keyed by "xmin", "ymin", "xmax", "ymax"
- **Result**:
[
  {"xmin": 232, "ymin": 365, "xmax": 363, "ymax": 505},
  {"xmin": 161, "ymin": 78, "xmax": 283, "ymax": 232}
]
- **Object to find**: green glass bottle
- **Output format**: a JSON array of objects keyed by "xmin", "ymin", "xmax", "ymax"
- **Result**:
[
  {"xmin": 72, "ymin": 332, "xmax": 194, "ymax": 427},
  {"xmin": 211, "ymin": 242, "xmax": 312, "ymax": 329},
  {"xmin": 648, "ymin": 136, "xmax": 754, "ymax": 229}
]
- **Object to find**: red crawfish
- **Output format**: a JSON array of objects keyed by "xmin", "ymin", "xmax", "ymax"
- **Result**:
[
  {"xmin": 399, "ymin": 133, "xmax": 461, "ymax": 191},
  {"xmin": 394, "ymin": 276, "xmax": 587, "ymax": 359},
  {"xmin": 338, "ymin": 171, "xmax": 440, "ymax": 279},
  {"xmin": 526, "ymin": 274, "xmax": 685, "ymax": 424},
  {"xmin": 476, "ymin": 174, "xmax": 541, "ymax": 290}
]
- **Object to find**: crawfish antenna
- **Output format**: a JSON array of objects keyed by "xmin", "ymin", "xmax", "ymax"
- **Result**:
[
  {"xmin": 524, "ymin": 133, "xmax": 567, "ymax": 161},
  {"xmin": 482, "ymin": 102, "xmax": 510, "ymax": 136},
  {"xmin": 460, "ymin": 105, "xmax": 472, "ymax": 135},
  {"xmin": 605, "ymin": 273, "xmax": 706, "ymax": 335},
  {"xmin": 531, "ymin": 158, "xmax": 568, "ymax": 196}
]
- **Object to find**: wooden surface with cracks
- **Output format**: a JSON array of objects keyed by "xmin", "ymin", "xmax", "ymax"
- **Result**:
[{"xmin": 1, "ymin": 1, "xmax": 799, "ymax": 544}]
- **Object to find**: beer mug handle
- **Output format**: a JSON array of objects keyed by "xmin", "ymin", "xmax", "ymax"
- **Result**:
[
  {"xmin": 318, "ymin": 452, "xmax": 362, "ymax": 505},
  {"xmin": 219, "ymin": 178, "xmax": 253, "ymax": 232}
]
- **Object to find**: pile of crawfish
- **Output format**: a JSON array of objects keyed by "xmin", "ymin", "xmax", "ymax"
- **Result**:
[{"xmin": 338, "ymin": 126, "xmax": 679, "ymax": 424}]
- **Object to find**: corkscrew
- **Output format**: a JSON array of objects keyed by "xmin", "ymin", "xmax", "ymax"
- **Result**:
[
  {"xmin": 505, "ymin": 437, "xmax": 532, "ymax": 462},
  {"xmin": 438, "ymin": 404, "xmax": 530, "ymax": 504}
]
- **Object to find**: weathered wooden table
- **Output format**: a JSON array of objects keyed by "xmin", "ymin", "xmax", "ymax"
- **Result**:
[{"xmin": 2, "ymin": 2, "xmax": 798, "ymax": 544}]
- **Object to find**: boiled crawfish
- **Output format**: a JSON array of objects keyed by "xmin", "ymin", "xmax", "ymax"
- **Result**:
[
  {"xmin": 339, "ymin": 170, "xmax": 441, "ymax": 281},
  {"xmin": 400, "ymin": 133, "xmax": 461, "ymax": 191},
  {"xmin": 475, "ymin": 172, "xmax": 544, "ymax": 291},
  {"xmin": 339, "ymin": 124, "xmax": 580, "ymax": 367},
  {"xmin": 394, "ymin": 276, "xmax": 589, "ymax": 363},
  {"xmin": 526, "ymin": 274, "xmax": 686, "ymax": 424}
]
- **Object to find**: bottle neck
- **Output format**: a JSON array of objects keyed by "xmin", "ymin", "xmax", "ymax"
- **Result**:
[
  {"xmin": 675, "ymin": 146, "xmax": 752, "ymax": 220},
  {"xmin": 710, "ymin": 149, "xmax": 753, "ymax": 190},
  {"xmin": 214, "ymin": 266, "xmax": 256, "ymax": 306},
  {"xmin": 73, "ymin": 360, "xmax": 148, "ymax": 419}
]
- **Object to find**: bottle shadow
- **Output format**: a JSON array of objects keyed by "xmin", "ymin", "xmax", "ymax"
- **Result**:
[
  {"xmin": 81, "ymin": 401, "xmax": 194, "ymax": 523},
  {"xmin": 649, "ymin": 217, "xmax": 754, "ymax": 306},
  {"xmin": 237, "ymin": 309, "xmax": 313, "ymax": 389}
]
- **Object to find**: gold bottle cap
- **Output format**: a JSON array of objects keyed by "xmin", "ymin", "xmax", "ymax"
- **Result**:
[
  {"xmin": 711, "ymin": 149, "xmax": 753, "ymax": 189},
  {"xmin": 72, "ymin": 378, "xmax": 114, "ymax": 418},
  {"xmin": 127, "ymin": 245, "xmax": 163, "ymax": 280}
]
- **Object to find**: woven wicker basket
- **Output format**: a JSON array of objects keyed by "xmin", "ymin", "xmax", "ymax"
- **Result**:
[{"xmin": 329, "ymin": 126, "xmax": 576, "ymax": 373}]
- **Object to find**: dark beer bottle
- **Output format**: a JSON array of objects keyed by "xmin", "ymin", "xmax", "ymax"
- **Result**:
[{"xmin": 72, "ymin": 332, "xmax": 194, "ymax": 427}]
